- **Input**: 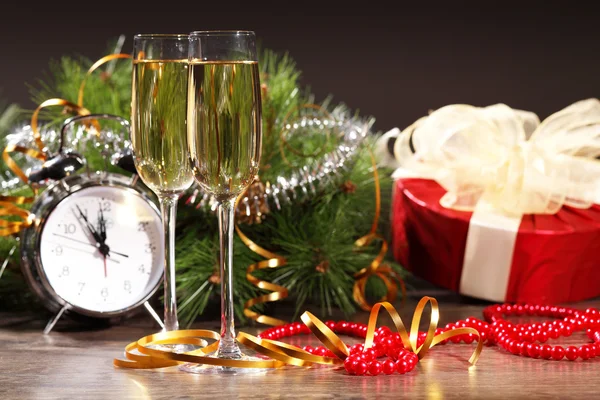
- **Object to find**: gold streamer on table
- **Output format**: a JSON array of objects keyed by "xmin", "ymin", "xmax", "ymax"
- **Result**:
[
  {"xmin": 0, "ymin": 53, "xmax": 131, "ymax": 237},
  {"xmin": 113, "ymin": 296, "xmax": 483, "ymax": 370}
]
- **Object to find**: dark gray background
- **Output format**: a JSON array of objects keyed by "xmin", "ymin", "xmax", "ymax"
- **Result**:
[{"xmin": 1, "ymin": 3, "xmax": 599, "ymax": 134}]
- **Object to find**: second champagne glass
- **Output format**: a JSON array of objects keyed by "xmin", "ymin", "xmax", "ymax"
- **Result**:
[
  {"xmin": 131, "ymin": 34, "xmax": 194, "ymax": 349},
  {"xmin": 184, "ymin": 30, "xmax": 263, "ymax": 373}
]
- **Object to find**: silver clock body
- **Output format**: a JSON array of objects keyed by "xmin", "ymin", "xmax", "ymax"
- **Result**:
[{"xmin": 20, "ymin": 172, "xmax": 164, "ymax": 319}]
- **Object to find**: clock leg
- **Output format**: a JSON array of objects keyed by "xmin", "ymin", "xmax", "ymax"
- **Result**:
[
  {"xmin": 43, "ymin": 305, "xmax": 70, "ymax": 335},
  {"xmin": 144, "ymin": 301, "xmax": 165, "ymax": 330}
]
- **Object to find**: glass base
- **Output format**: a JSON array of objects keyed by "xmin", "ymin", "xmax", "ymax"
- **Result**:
[
  {"xmin": 145, "ymin": 343, "xmax": 199, "ymax": 354},
  {"xmin": 178, "ymin": 353, "xmax": 270, "ymax": 375}
]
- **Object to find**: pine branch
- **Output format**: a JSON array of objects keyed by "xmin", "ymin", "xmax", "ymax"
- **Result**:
[{"xmin": 0, "ymin": 42, "xmax": 408, "ymax": 325}]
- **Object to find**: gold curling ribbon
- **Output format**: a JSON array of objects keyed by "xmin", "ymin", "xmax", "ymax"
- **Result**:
[
  {"xmin": 362, "ymin": 297, "xmax": 482, "ymax": 364},
  {"xmin": 301, "ymin": 311, "xmax": 349, "ymax": 360},
  {"xmin": 77, "ymin": 53, "xmax": 132, "ymax": 107},
  {"xmin": 352, "ymin": 150, "xmax": 406, "ymax": 311},
  {"xmin": 0, "ymin": 201, "xmax": 34, "ymax": 236},
  {"xmin": 235, "ymin": 103, "xmax": 334, "ymax": 325},
  {"xmin": 0, "ymin": 144, "xmax": 46, "ymax": 203},
  {"xmin": 236, "ymin": 145, "xmax": 406, "ymax": 322},
  {"xmin": 113, "ymin": 296, "xmax": 482, "ymax": 370},
  {"xmin": 30, "ymin": 98, "xmax": 93, "ymax": 152},
  {"xmin": 0, "ymin": 53, "xmax": 128, "ymax": 231},
  {"xmin": 0, "ymin": 99, "xmax": 92, "ymax": 232},
  {"xmin": 235, "ymin": 223, "xmax": 289, "ymax": 326}
]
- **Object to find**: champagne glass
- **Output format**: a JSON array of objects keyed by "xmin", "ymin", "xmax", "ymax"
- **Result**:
[
  {"xmin": 183, "ymin": 30, "xmax": 262, "ymax": 373},
  {"xmin": 131, "ymin": 34, "xmax": 194, "ymax": 350}
]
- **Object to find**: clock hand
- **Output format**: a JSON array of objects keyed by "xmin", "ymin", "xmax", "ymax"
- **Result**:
[
  {"xmin": 103, "ymin": 254, "xmax": 108, "ymax": 278},
  {"xmin": 50, "ymin": 241, "xmax": 121, "ymax": 264},
  {"xmin": 51, "ymin": 233, "xmax": 130, "ymax": 258},
  {"xmin": 105, "ymin": 249, "xmax": 129, "ymax": 258},
  {"xmin": 96, "ymin": 205, "xmax": 118, "ymax": 262},
  {"xmin": 74, "ymin": 205, "xmax": 104, "ymax": 245},
  {"xmin": 97, "ymin": 203, "xmax": 107, "ymax": 242}
]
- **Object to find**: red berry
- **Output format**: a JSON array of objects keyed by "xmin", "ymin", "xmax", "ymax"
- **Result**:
[
  {"xmin": 344, "ymin": 357, "xmax": 355, "ymax": 374},
  {"xmin": 526, "ymin": 343, "xmax": 540, "ymax": 358},
  {"xmin": 551, "ymin": 346, "xmax": 565, "ymax": 361},
  {"xmin": 519, "ymin": 342, "xmax": 529, "ymax": 357},
  {"xmin": 540, "ymin": 344, "xmax": 552, "ymax": 359},
  {"xmin": 335, "ymin": 321, "xmax": 347, "ymax": 333},
  {"xmin": 368, "ymin": 361, "xmax": 382, "ymax": 376},
  {"xmin": 536, "ymin": 330, "xmax": 549, "ymax": 343},
  {"xmin": 450, "ymin": 335, "xmax": 462, "ymax": 344},
  {"xmin": 463, "ymin": 334, "xmax": 475, "ymax": 344},
  {"xmin": 314, "ymin": 347, "xmax": 327, "ymax": 357},
  {"xmin": 364, "ymin": 348, "xmax": 377, "ymax": 361},
  {"xmin": 508, "ymin": 340, "xmax": 520, "ymax": 355},
  {"xmin": 350, "ymin": 343, "xmax": 364, "ymax": 354},
  {"xmin": 565, "ymin": 346, "xmax": 578, "ymax": 361},
  {"xmin": 396, "ymin": 360, "xmax": 409, "ymax": 374},
  {"xmin": 354, "ymin": 361, "xmax": 369, "ymax": 376},
  {"xmin": 287, "ymin": 324, "xmax": 296, "ymax": 336},
  {"xmin": 404, "ymin": 353, "xmax": 418, "ymax": 367},
  {"xmin": 382, "ymin": 359, "xmax": 396, "ymax": 375},
  {"xmin": 578, "ymin": 345, "xmax": 593, "ymax": 360}
]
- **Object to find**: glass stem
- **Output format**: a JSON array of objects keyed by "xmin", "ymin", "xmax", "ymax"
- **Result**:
[
  {"xmin": 159, "ymin": 195, "xmax": 180, "ymax": 332},
  {"xmin": 217, "ymin": 198, "xmax": 242, "ymax": 359}
]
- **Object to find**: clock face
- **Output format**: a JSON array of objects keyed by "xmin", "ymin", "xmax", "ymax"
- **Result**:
[{"xmin": 38, "ymin": 185, "xmax": 163, "ymax": 314}]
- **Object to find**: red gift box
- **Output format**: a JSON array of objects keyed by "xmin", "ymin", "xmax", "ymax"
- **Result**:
[{"xmin": 392, "ymin": 178, "xmax": 600, "ymax": 303}]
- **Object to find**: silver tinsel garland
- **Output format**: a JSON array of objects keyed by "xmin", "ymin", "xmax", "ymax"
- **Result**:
[
  {"xmin": 1, "ymin": 117, "xmax": 132, "ymax": 192},
  {"xmin": 184, "ymin": 105, "xmax": 374, "ymax": 216},
  {"xmin": 1, "ymin": 105, "xmax": 372, "ymax": 218}
]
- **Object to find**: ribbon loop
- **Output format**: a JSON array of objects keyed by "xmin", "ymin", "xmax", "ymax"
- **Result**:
[
  {"xmin": 235, "ymin": 224, "xmax": 289, "ymax": 326},
  {"xmin": 0, "ymin": 201, "xmax": 34, "ymax": 236},
  {"xmin": 301, "ymin": 311, "xmax": 349, "ymax": 359},
  {"xmin": 394, "ymin": 99, "xmax": 600, "ymax": 216},
  {"xmin": 77, "ymin": 53, "xmax": 132, "ymax": 107}
]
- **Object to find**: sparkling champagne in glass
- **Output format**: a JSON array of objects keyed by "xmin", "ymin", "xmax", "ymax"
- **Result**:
[
  {"xmin": 131, "ymin": 34, "xmax": 194, "ymax": 347},
  {"xmin": 184, "ymin": 30, "xmax": 262, "ymax": 373}
]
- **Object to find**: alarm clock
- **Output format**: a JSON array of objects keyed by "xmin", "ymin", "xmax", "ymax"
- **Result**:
[{"xmin": 19, "ymin": 114, "xmax": 165, "ymax": 332}]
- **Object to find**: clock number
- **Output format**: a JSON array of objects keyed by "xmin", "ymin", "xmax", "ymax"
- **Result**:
[
  {"xmin": 144, "ymin": 243, "xmax": 155, "ymax": 254},
  {"xmin": 63, "ymin": 223, "xmax": 76, "ymax": 234},
  {"xmin": 139, "ymin": 264, "xmax": 146, "ymax": 274},
  {"xmin": 138, "ymin": 222, "xmax": 149, "ymax": 232},
  {"xmin": 102, "ymin": 201, "xmax": 111, "ymax": 212},
  {"xmin": 101, "ymin": 287, "xmax": 109, "ymax": 300},
  {"xmin": 59, "ymin": 265, "xmax": 69, "ymax": 277},
  {"xmin": 124, "ymin": 280, "xmax": 132, "ymax": 293},
  {"xmin": 54, "ymin": 245, "xmax": 63, "ymax": 256},
  {"xmin": 77, "ymin": 282, "xmax": 85, "ymax": 295}
]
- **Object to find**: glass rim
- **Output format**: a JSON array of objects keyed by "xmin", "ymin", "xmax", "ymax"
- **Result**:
[
  {"xmin": 134, "ymin": 33, "xmax": 188, "ymax": 39},
  {"xmin": 189, "ymin": 30, "xmax": 255, "ymax": 36}
]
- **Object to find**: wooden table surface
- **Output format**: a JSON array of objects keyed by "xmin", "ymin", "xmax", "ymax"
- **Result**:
[{"xmin": 2, "ymin": 289, "xmax": 600, "ymax": 400}]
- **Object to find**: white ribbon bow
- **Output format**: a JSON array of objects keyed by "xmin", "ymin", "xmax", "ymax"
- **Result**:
[{"xmin": 393, "ymin": 99, "xmax": 600, "ymax": 216}]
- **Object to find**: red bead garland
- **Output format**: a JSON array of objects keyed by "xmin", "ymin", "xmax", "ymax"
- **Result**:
[
  {"xmin": 257, "ymin": 302, "xmax": 600, "ymax": 376},
  {"xmin": 483, "ymin": 303, "xmax": 600, "ymax": 363}
]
